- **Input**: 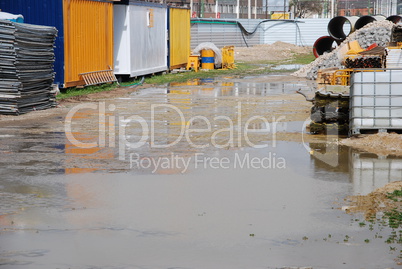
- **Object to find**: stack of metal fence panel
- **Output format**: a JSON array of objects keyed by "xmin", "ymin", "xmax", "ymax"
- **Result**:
[{"xmin": 0, "ymin": 19, "xmax": 57, "ymax": 115}]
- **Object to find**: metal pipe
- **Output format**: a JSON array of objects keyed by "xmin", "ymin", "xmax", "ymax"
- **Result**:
[
  {"xmin": 327, "ymin": 16, "xmax": 359, "ymax": 40},
  {"xmin": 283, "ymin": 0, "xmax": 286, "ymax": 19},
  {"xmin": 248, "ymin": 0, "xmax": 251, "ymax": 19},
  {"xmin": 254, "ymin": 0, "xmax": 257, "ymax": 19},
  {"xmin": 313, "ymin": 36, "xmax": 340, "ymax": 58},
  {"xmin": 386, "ymin": 15, "xmax": 402, "ymax": 24},
  {"xmin": 355, "ymin": 15, "xmax": 386, "ymax": 30},
  {"xmin": 237, "ymin": 0, "xmax": 240, "ymax": 19}
]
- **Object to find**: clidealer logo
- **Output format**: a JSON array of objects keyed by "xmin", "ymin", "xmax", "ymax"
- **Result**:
[{"xmin": 64, "ymin": 101, "xmax": 287, "ymax": 161}]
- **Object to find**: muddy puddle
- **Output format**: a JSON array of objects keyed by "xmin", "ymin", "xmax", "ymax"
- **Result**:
[{"xmin": 0, "ymin": 75, "xmax": 401, "ymax": 268}]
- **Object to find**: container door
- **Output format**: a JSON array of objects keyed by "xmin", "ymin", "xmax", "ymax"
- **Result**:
[{"xmin": 169, "ymin": 8, "xmax": 190, "ymax": 70}]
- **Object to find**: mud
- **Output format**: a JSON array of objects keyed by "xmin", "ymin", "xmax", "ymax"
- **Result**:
[
  {"xmin": 235, "ymin": 41, "xmax": 312, "ymax": 63},
  {"xmin": 341, "ymin": 132, "xmax": 402, "ymax": 157},
  {"xmin": 344, "ymin": 181, "xmax": 402, "ymax": 218}
]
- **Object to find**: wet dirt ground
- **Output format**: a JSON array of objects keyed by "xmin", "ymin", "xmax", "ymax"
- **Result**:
[{"xmin": 1, "ymin": 74, "xmax": 402, "ymax": 269}]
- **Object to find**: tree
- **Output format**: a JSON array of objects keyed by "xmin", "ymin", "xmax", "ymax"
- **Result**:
[{"xmin": 290, "ymin": 0, "xmax": 323, "ymax": 18}]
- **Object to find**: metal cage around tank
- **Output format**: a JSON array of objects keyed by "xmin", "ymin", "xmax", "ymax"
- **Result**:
[{"xmin": 350, "ymin": 69, "xmax": 402, "ymax": 135}]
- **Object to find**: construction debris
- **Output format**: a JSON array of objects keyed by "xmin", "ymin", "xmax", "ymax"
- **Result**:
[
  {"xmin": 392, "ymin": 25, "xmax": 402, "ymax": 41},
  {"xmin": 344, "ymin": 55, "xmax": 385, "ymax": 68},
  {"xmin": 308, "ymin": 88, "xmax": 350, "ymax": 134},
  {"xmin": 0, "ymin": 19, "xmax": 57, "ymax": 115},
  {"xmin": 294, "ymin": 20, "xmax": 395, "ymax": 80}
]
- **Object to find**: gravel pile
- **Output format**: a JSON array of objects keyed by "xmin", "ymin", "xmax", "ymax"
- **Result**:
[{"xmin": 293, "ymin": 20, "xmax": 395, "ymax": 79}]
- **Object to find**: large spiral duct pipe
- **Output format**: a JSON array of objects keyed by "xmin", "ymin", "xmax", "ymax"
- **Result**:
[
  {"xmin": 313, "ymin": 36, "xmax": 340, "ymax": 58},
  {"xmin": 355, "ymin": 15, "xmax": 386, "ymax": 30},
  {"xmin": 387, "ymin": 15, "xmax": 402, "ymax": 24},
  {"xmin": 327, "ymin": 16, "xmax": 359, "ymax": 41}
]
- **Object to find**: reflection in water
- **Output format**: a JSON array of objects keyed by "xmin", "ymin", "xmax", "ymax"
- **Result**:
[
  {"xmin": 351, "ymin": 152, "xmax": 402, "ymax": 195},
  {"xmin": 64, "ymin": 109, "xmax": 116, "ymax": 174},
  {"xmin": 271, "ymin": 64, "xmax": 303, "ymax": 71},
  {"xmin": 167, "ymin": 78, "xmax": 313, "ymax": 97},
  {"xmin": 309, "ymin": 142, "xmax": 402, "ymax": 195}
]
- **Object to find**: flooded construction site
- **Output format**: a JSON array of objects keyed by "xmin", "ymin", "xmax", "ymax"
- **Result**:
[
  {"xmin": 1, "ymin": 74, "xmax": 402, "ymax": 269},
  {"xmin": 3, "ymin": 1, "xmax": 402, "ymax": 268}
]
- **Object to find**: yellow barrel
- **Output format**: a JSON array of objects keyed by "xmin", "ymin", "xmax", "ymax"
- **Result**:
[{"xmin": 201, "ymin": 49, "xmax": 215, "ymax": 69}]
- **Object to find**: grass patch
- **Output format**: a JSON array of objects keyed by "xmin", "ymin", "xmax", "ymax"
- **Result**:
[
  {"xmin": 142, "ymin": 62, "xmax": 265, "ymax": 85},
  {"xmin": 291, "ymin": 53, "xmax": 316, "ymax": 65},
  {"xmin": 57, "ymin": 63, "xmax": 259, "ymax": 100},
  {"xmin": 57, "ymin": 83, "xmax": 118, "ymax": 100},
  {"xmin": 385, "ymin": 209, "xmax": 402, "ymax": 229},
  {"xmin": 56, "ymin": 52, "xmax": 315, "ymax": 99},
  {"xmin": 249, "ymin": 53, "xmax": 315, "ymax": 66},
  {"xmin": 388, "ymin": 189, "xmax": 402, "ymax": 202}
]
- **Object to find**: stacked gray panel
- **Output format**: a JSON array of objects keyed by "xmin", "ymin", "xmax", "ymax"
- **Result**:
[{"xmin": 0, "ymin": 20, "xmax": 57, "ymax": 115}]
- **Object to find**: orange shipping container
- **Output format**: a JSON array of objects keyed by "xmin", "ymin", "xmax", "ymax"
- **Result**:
[{"xmin": 63, "ymin": 0, "xmax": 114, "ymax": 87}]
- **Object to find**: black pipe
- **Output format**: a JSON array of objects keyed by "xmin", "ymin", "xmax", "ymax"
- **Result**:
[
  {"xmin": 355, "ymin": 15, "xmax": 376, "ymax": 30},
  {"xmin": 387, "ymin": 15, "xmax": 402, "ymax": 24},
  {"xmin": 328, "ymin": 16, "xmax": 357, "ymax": 41},
  {"xmin": 313, "ymin": 36, "xmax": 340, "ymax": 58}
]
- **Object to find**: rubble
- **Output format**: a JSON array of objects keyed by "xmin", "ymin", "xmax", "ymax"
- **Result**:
[{"xmin": 293, "ymin": 20, "xmax": 395, "ymax": 79}]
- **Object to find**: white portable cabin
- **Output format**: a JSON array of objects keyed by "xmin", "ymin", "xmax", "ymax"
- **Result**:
[{"xmin": 114, "ymin": 1, "xmax": 168, "ymax": 77}]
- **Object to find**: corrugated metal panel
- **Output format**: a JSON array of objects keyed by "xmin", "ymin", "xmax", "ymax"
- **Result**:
[
  {"xmin": 261, "ymin": 20, "xmax": 299, "ymax": 45},
  {"xmin": 169, "ymin": 8, "xmax": 190, "ymax": 69},
  {"xmin": 0, "ymin": 0, "xmax": 65, "ymax": 85},
  {"xmin": 63, "ymin": 0, "xmax": 114, "ymax": 87},
  {"xmin": 191, "ymin": 19, "xmax": 262, "ymax": 49},
  {"xmin": 190, "ymin": 18, "xmax": 332, "ymax": 48},
  {"xmin": 263, "ymin": 18, "xmax": 331, "ymax": 46},
  {"xmin": 114, "ymin": 3, "xmax": 168, "ymax": 77}
]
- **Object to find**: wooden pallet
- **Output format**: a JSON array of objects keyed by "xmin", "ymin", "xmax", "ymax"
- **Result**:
[
  {"xmin": 80, "ymin": 69, "xmax": 118, "ymax": 86},
  {"xmin": 350, "ymin": 127, "xmax": 402, "ymax": 136}
]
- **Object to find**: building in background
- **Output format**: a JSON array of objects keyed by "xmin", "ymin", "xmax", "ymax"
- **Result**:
[
  {"xmin": 166, "ymin": 0, "xmax": 289, "ymax": 19},
  {"xmin": 165, "ymin": 0, "xmax": 402, "ymax": 19},
  {"xmin": 337, "ymin": 0, "xmax": 398, "ymax": 17}
]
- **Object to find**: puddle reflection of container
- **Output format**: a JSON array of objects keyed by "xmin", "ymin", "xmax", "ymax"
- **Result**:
[
  {"xmin": 65, "ymin": 110, "xmax": 115, "ymax": 174},
  {"xmin": 309, "ymin": 143, "xmax": 350, "ymax": 177},
  {"xmin": 350, "ymin": 152, "xmax": 402, "ymax": 195}
]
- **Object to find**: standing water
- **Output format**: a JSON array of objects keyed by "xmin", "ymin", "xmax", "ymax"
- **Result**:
[{"xmin": 0, "ymin": 75, "xmax": 400, "ymax": 268}]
